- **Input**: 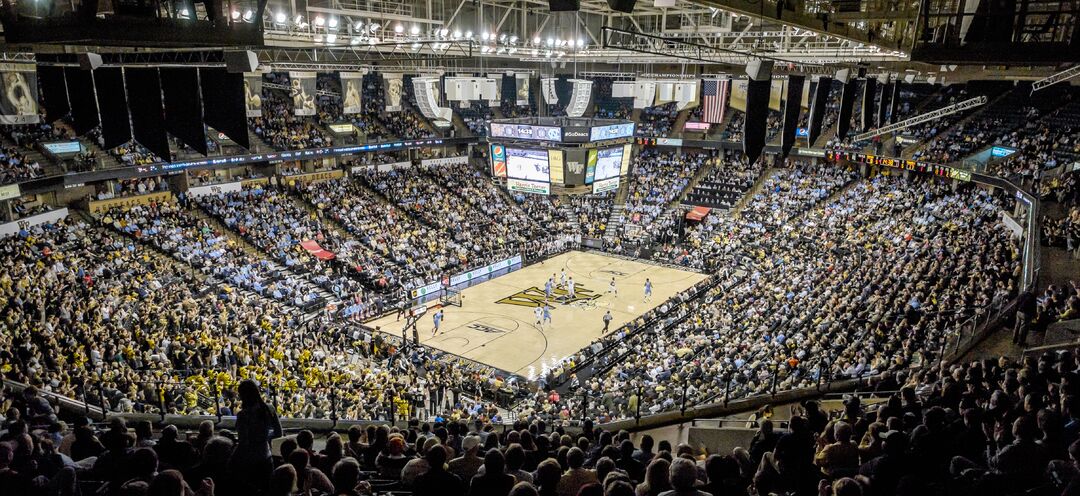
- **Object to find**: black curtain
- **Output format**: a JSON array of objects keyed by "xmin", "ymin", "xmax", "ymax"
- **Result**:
[
  {"xmin": 807, "ymin": 77, "xmax": 831, "ymax": 147},
  {"xmin": 93, "ymin": 67, "xmax": 132, "ymax": 150},
  {"xmin": 889, "ymin": 83, "xmax": 901, "ymax": 124},
  {"xmin": 780, "ymin": 75, "xmax": 805, "ymax": 158},
  {"xmin": 861, "ymin": 77, "xmax": 877, "ymax": 132},
  {"xmin": 65, "ymin": 68, "xmax": 99, "ymax": 136},
  {"xmin": 836, "ymin": 78, "xmax": 857, "ymax": 142},
  {"xmin": 161, "ymin": 67, "xmax": 207, "ymax": 156},
  {"xmin": 199, "ymin": 67, "xmax": 250, "ymax": 150},
  {"xmin": 878, "ymin": 82, "xmax": 892, "ymax": 127},
  {"xmin": 37, "ymin": 66, "xmax": 69, "ymax": 124},
  {"xmin": 742, "ymin": 79, "xmax": 771, "ymax": 166},
  {"xmin": 125, "ymin": 68, "xmax": 171, "ymax": 162}
]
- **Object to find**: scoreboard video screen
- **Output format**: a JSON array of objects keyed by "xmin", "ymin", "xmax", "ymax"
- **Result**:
[
  {"xmin": 594, "ymin": 146, "xmax": 624, "ymax": 181},
  {"xmin": 505, "ymin": 147, "xmax": 551, "ymax": 182}
]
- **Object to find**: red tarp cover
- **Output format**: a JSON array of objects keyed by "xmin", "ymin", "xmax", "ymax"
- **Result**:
[
  {"xmin": 686, "ymin": 206, "xmax": 711, "ymax": 221},
  {"xmin": 300, "ymin": 240, "xmax": 336, "ymax": 260}
]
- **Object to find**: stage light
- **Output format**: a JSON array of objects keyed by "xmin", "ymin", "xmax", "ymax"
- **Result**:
[
  {"xmin": 273, "ymin": 12, "xmax": 286, "ymax": 23},
  {"xmin": 578, "ymin": 39, "xmax": 585, "ymax": 47},
  {"xmin": 328, "ymin": 17, "xmax": 338, "ymax": 29},
  {"xmin": 532, "ymin": 36, "xmax": 541, "ymax": 45},
  {"xmin": 439, "ymin": 28, "xmax": 449, "ymax": 37},
  {"xmin": 546, "ymin": 37, "xmax": 554, "ymax": 46},
  {"xmin": 394, "ymin": 24, "xmax": 404, "ymax": 33},
  {"xmin": 354, "ymin": 21, "xmax": 364, "ymax": 31},
  {"xmin": 179, "ymin": 8, "xmax": 190, "ymax": 18},
  {"xmin": 231, "ymin": 10, "xmax": 240, "ymax": 20},
  {"xmin": 368, "ymin": 22, "xmax": 380, "ymax": 33},
  {"xmin": 465, "ymin": 30, "xmax": 473, "ymax": 38},
  {"xmin": 242, "ymin": 10, "xmax": 254, "ymax": 22},
  {"xmin": 410, "ymin": 25, "xmax": 421, "ymax": 35},
  {"xmin": 294, "ymin": 15, "xmax": 304, "ymax": 26},
  {"xmin": 509, "ymin": 35, "xmax": 518, "ymax": 44},
  {"xmin": 482, "ymin": 32, "xmax": 490, "ymax": 40},
  {"xmin": 499, "ymin": 33, "xmax": 507, "ymax": 42},
  {"xmin": 314, "ymin": 16, "xmax": 325, "ymax": 27},
  {"xmin": 452, "ymin": 30, "xmax": 461, "ymax": 39},
  {"xmin": 327, "ymin": 33, "xmax": 338, "ymax": 43}
]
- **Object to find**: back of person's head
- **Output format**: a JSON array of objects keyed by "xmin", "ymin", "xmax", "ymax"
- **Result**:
[
  {"xmin": 160, "ymin": 425, "xmax": 178, "ymax": 442},
  {"xmin": 832, "ymin": 477, "xmax": 863, "ymax": 496},
  {"xmin": 760, "ymin": 419, "xmax": 774, "ymax": 434},
  {"xmin": 668, "ymin": 458, "xmax": 698, "ymax": 491},
  {"xmin": 509, "ymin": 481, "xmax": 540, "ymax": 496},
  {"xmin": 203, "ymin": 436, "xmax": 234, "ymax": 465},
  {"xmin": 198, "ymin": 420, "xmax": 214, "ymax": 437},
  {"xmin": 577, "ymin": 482, "xmax": 603, "ymax": 496},
  {"xmin": 484, "ymin": 448, "xmax": 506, "ymax": 475},
  {"xmin": 280, "ymin": 437, "xmax": 298, "ymax": 459},
  {"xmin": 604, "ymin": 480, "xmax": 634, "ymax": 496},
  {"xmin": 644, "ymin": 458, "xmax": 671, "ymax": 490},
  {"xmin": 237, "ymin": 379, "xmax": 264, "ymax": 409},
  {"xmin": 425, "ymin": 445, "xmax": 447, "ymax": 468},
  {"xmin": 130, "ymin": 448, "xmax": 159, "ymax": 478},
  {"xmin": 639, "ymin": 435, "xmax": 654, "ymax": 452},
  {"xmin": 296, "ymin": 430, "xmax": 315, "ymax": 451},
  {"xmin": 618, "ymin": 439, "xmax": 635, "ymax": 459},
  {"xmin": 705, "ymin": 454, "xmax": 739, "ymax": 483},
  {"xmin": 332, "ymin": 457, "xmax": 361, "ymax": 494},
  {"xmin": 567, "ymin": 447, "xmax": 586, "ymax": 469},
  {"xmin": 269, "ymin": 464, "xmax": 298, "ymax": 496},
  {"xmin": 595, "ymin": 457, "xmax": 616, "ymax": 482},
  {"xmin": 506, "ymin": 443, "xmax": 526, "ymax": 471},
  {"xmin": 536, "ymin": 459, "xmax": 562, "ymax": 488},
  {"xmin": 657, "ymin": 440, "xmax": 672, "ymax": 453},
  {"xmin": 288, "ymin": 447, "xmax": 311, "ymax": 471},
  {"xmin": 134, "ymin": 421, "xmax": 154, "ymax": 441},
  {"xmin": 146, "ymin": 469, "xmax": 186, "ymax": 496},
  {"xmin": 347, "ymin": 425, "xmax": 363, "ymax": 443},
  {"xmin": 835, "ymin": 422, "xmax": 853, "ymax": 443}
]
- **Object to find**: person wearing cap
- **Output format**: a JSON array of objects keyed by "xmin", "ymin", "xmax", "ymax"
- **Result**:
[{"xmin": 450, "ymin": 435, "xmax": 485, "ymax": 484}]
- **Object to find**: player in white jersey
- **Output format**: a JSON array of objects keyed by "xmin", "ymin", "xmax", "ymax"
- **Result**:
[
  {"xmin": 608, "ymin": 277, "xmax": 618, "ymax": 295},
  {"xmin": 567, "ymin": 277, "xmax": 576, "ymax": 299},
  {"xmin": 534, "ymin": 306, "xmax": 543, "ymax": 326},
  {"xmin": 559, "ymin": 268, "xmax": 567, "ymax": 287}
]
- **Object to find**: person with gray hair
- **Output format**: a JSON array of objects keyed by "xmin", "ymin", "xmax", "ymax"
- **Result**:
[{"xmin": 658, "ymin": 458, "xmax": 708, "ymax": 496}]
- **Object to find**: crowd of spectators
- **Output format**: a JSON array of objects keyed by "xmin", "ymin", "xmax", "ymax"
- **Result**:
[
  {"xmin": 0, "ymin": 145, "xmax": 44, "ymax": 184},
  {"xmin": 521, "ymin": 167, "xmax": 1019, "ymax": 422},
  {"xmin": 635, "ymin": 103, "xmax": 679, "ymax": 138},
  {"xmin": 248, "ymin": 84, "xmax": 334, "ymax": 151},
  {"xmin": 567, "ymin": 193, "xmax": 614, "ymax": 240},
  {"xmin": 621, "ymin": 149, "xmax": 716, "ymax": 243}
]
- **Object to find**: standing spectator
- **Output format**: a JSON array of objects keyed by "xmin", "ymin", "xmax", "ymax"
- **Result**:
[{"xmin": 229, "ymin": 380, "xmax": 282, "ymax": 493}]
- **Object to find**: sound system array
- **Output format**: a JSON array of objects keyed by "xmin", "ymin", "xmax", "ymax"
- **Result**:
[{"xmin": 780, "ymin": 75, "xmax": 805, "ymax": 158}]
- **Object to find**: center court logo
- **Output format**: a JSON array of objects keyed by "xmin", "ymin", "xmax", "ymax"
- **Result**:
[{"xmin": 496, "ymin": 285, "xmax": 601, "ymax": 308}]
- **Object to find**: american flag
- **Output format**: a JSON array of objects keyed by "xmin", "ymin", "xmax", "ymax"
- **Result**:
[{"xmin": 701, "ymin": 78, "xmax": 729, "ymax": 124}]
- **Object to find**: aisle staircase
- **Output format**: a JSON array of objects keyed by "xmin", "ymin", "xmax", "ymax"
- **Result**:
[
  {"xmin": 53, "ymin": 121, "xmax": 123, "ymax": 170},
  {"xmin": 602, "ymin": 204, "xmax": 625, "ymax": 243},
  {"xmin": 0, "ymin": 134, "xmax": 63, "ymax": 176},
  {"xmin": 557, "ymin": 196, "xmax": 581, "ymax": 234},
  {"xmin": 674, "ymin": 156, "xmax": 720, "ymax": 205}
]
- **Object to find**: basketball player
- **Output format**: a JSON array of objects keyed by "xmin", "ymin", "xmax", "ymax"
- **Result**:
[
  {"xmin": 559, "ymin": 268, "xmax": 567, "ymax": 288},
  {"xmin": 542, "ymin": 305, "xmax": 552, "ymax": 325},
  {"xmin": 431, "ymin": 309, "xmax": 443, "ymax": 337},
  {"xmin": 534, "ymin": 306, "xmax": 544, "ymax": 327},
  {"xmin": 644, "ymin": 278, "xmax": 653, "ymax": 303},
  {"xmin": 567, "ymin": 277, "xmax": 576, "ymax": 299},
  {"xmin": 545, "ymin": 277, "xmax": 554, "ymax": 301},
  {"xmin": 608, "ymin": 277, "xmax": 618, "ymax": 295}
]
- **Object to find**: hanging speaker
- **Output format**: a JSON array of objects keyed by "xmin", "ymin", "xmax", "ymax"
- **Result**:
[
  {"xmin": 224, "ymin": 50, "xmax": 259, "ymax": 73},
  {"xmin": 548, "ymin": 0, "xmax": 579, "ymax": 11},
  {"xmin": 78, "ymin": 52, "xmax": 103, "ymax": 71},
  {"xmin": 745, "ymin": 59, "xmax": 774, "ymax": 82},
  {"xmin": 835, "ymin": 68, "xmax": 851, "ymax": 84},
  {"xmin": 606, "ymin": 0, "xmax": 636, "ymax": 13}
]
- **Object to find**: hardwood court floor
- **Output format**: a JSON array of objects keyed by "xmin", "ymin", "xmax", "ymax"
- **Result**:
[{"xmin": 367, "ymin": 251, "xmax": 708, "ymax": 378}]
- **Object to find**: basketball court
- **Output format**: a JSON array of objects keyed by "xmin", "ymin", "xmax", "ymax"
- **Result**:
[{"xmin": 366, "ymin": 251, "xmax": 708, "ymax": 379}]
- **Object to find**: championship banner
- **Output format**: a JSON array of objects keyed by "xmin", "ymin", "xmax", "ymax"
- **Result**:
[
  {"xmin": 243, "ymin": 74, "xmax": 263, "ymax": 117},
  {"xmin": 288, "ymin": 71, "xmax": 317, "ymax": 116},
  {"xmin": 340, "ymin": 72, "xmax": 364, "ymax": 114},
  {"xmin": 487, "ymin": 73, "xmax": 503, "ymax": 104},
  {"xmin": 516, "ymin": 74, "xmax": 530, "ymax": 106},
  {"xmin": 383, "ymin": 73, "xmax": 404, "ymax": 112},
  {"xmin": 0, "ymin": 63, "xmax": 39, "ymax": 125}
]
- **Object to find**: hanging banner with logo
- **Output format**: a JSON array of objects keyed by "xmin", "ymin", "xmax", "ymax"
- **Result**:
[
  {"xmin": 0, "ymin": 63, "xmax": 39, "ymax": 124},
  {"xmin": 243, "ymin": 74, "xmax": 263, "ymax": 117},
  {"xmin": 490, "ymin": 143, "xmax": 507, "ymax": 178},
  {"xmin": 340, "ymin": 72, "xmax": 365, "ymax": 114},
  {"xmin": 516, "ymin": 74, "xmax": 531, "ymax": 106},
  {"xmin": 383, "ymin": 73, "xmax": 404, "ymax": 112},
  {"xmin": 288, "ymin": 71, "xmax": 317, "ymax": 116}
]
